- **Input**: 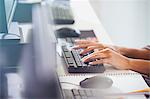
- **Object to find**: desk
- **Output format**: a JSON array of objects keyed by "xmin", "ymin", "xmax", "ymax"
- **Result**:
[
  {"xmin": 55, "ymin": 0, "xmax": 112, "ymax": 44},
  {"xmin": 55, "ymin": 0, "xmax": 114, "ymax": 75},
  {"xmin": 5, "ymin": 0, "xmax": 113, "ymax": 98},
  {"xmin": 20, "ymin": 0, "xmax": 112, "ymax": 44},
  {"xmin": 5, "ymin": 0, "xmax": 148, "ymax": 99},
  {"xmin": 55, "ymin": 1, "xmax": 149, "ymax": 99}
]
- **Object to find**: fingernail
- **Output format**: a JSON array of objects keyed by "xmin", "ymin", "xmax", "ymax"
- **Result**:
[
  {"xmin": 75, "ymin": 39, "xmax": 78, "ymax": 41},
  {"xmin": 89, "ymin": 62, "xmax": 92, "ymax": 65},
  {"xmin": 80, "ymin": 51, "xmax": 84, "ymax": 55},
  {"xmin": 79, "ymin": 53, "xmax": 83, "ymax": 56}
]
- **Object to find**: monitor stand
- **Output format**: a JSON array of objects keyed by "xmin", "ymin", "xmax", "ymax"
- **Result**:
[{"xmin": 0, "ymin": 22, "xmax": 22, "ymax": 44}]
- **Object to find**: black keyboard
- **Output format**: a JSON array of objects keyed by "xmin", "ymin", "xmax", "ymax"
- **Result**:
[
  {"xmin": 63, "ymin": 89, "xmax": 99, "ymax": 99},
  {"xmin": 62, "ymin": 44, "xmax": 105, "ymax": 73},
  {"xmin": 52, "ymin": 5, "xmax": 75, "ymax": 24},
  {"xmin": 63, "ymin": 89, "xmax": 150, "ymax": 99},
  {"xmin": 63, "ymin": 89, "xmax": 114, "ymax": 99}
]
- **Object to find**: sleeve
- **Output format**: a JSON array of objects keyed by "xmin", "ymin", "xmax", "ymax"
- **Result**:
[{"xmin": 143, "ymin": 45, "xmax": 150, "ymax": 50}]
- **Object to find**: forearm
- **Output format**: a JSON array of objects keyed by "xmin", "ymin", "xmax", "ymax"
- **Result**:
[
  {"xmin": 115, "ymin": 46, "xmax": 150, "ymax": 60},
  {"xmin": 128, "ymin": 58, "xmax": 150, "ymax": 75}
]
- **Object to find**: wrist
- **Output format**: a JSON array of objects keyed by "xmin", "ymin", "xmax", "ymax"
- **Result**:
[
  {"xmin": 108, "ymin": 45, "xmax": 124, "ymax": 55},
  {"xmin": 115, "ymin": 46, "xmax": 127, "ymax": 55},
  {"xmin": 125, "ymin": 58, "xmax": 132, "ymax": 70}
]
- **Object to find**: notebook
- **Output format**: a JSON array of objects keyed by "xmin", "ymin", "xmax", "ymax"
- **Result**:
[{"xmin": 58, "ymin": 66, "xmax": 149, "ymax": 98}]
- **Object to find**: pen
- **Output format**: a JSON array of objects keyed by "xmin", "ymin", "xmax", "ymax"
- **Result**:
[
  {"xmin": 128, "ymin": 88, "xmax": 150, "ymax": 98},
  {"xmin": 129, "ymin": 88, "xmax": 150, "ymax": 93}
]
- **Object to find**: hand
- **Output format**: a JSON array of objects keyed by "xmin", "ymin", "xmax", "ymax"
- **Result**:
[
  {"xmin": 73, "ymin": 39, "xmax": 106, "ymax": 55},
  {"xmin": 82, "ymin": 48, "xmax": 131, "ymax": 70}
]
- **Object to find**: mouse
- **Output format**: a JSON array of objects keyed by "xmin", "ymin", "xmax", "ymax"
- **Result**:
[
  {"xmin": 80, "ymin": 76, "xmax": 113, "ymax": 89},
  {"xmin": 55, "ymin": 27, "xmax": 80, "ymax": 38}
]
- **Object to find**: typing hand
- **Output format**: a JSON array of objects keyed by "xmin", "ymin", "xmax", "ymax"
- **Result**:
[
  {"xmin": 73, "ymin": 39, "xmax": 106, "ymax": 55},
  {"xmin": 73, "ymin": 39, "xmax": 123, "ymax": 56},
  {"xmin": 82, "ymin": 48, "xmax": 130, "ymax": 70}
]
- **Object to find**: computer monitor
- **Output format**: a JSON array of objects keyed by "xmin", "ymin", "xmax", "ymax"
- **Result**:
[
  {"xmin": 5, "ymin": 0, "xmax": 17, "ymax": 30},
  {"xmin": 20, "ymin": 3, "xmax": 61, "ymax": 98},
  {"xmin": 0, "ymin": 0, "xmax": 21, "ymax": 43}
]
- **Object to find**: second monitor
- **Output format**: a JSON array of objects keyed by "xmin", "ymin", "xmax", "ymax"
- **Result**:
[{"xmin": 0, "ymin": 0, "xmax": 21, "ymax": 44}]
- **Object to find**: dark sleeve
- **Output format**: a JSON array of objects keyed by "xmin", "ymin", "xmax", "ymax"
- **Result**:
[
  {"xmin": 142, "ymin": 75, "xmax": 150, "ymax": 87},
  {"xmin": 143, "ymin": 45, "xmax": 150, "ymax": 50}
]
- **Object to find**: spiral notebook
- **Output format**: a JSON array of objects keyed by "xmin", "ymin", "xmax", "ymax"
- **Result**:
[{"xmin": 58, "ymin": 68, "xmax": 149, "ymax": 95}]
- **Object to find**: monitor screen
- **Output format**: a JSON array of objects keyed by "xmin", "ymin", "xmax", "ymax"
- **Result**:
[
  {"xmin": 0, "ymin": 0, "xmax": 17, "ymax": 33},
  {"xmin": 4, "ymin": 0, "xmax": 17, "ymax": 28}
]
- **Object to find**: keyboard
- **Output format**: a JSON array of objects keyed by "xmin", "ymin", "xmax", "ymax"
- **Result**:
[
  {"xmin": 63, "ymin": 89, "xmax": 150, "ymax": 99},
  {"xmin": 63, "ymin": 89, "xmax": 116, "ymax": 99},
  {"xmin": 63, "ymin": 89, "xmax": 99, "ymax": 99},
  {"xmin": 52, "ymin": 5, "xmax": 75, "ymax": 24},
  {"xmin": 61, "ymin": 38, "xmax": 105, "ymax": 73}
]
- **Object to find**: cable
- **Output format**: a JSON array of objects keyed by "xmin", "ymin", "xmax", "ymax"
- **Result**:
[{"xmin": 60, "ymin": 82, "xmax": 80, "ymax": 87}]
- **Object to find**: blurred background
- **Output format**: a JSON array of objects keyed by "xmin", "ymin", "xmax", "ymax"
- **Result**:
[{"xmin": 90, "ymin": 0, "xmax": 150, "ymax": 48}]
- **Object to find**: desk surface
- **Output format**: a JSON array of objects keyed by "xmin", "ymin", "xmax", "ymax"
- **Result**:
[
  {"xmin": 56, "ymin": 0, "xmax": 112, "ymax": 44},
  {"xmin": 7, "ymin": 1, "xmax": 114, "ymax": 98},
  {"xmin": 6, "ymin": 0, "xmax": 148, "ymax": 99},
  {"xmin": 21, "ymin": 0, "xmax": 112, "ymax": 44}
]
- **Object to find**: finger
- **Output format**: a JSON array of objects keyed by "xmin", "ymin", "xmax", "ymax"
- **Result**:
[
  {"xmin": 98, "ymin": 48, "xmax": 112, "ymax": 53},
  {"xmin": 89, "ymin": 59, "xmax": 108, "ymax": 65},
  {"xmin": 73, "ymin": 45, "xmax": 86, "ymax": 49},
  {"xmin": 91, "ymin": 51, "xmax": 109, "ymax": 58},
  {"xmin": 86, "ymin": 37, "xmax": 98, "ymax": 42},
  {"xmin": 89, "ymin": 59, "xmax": 103, "ymax": 65},
  {"xmin": 75, "ymin": 39, "xmax": 91, "ymax": 44},
  {"xmin": 82, "ymin": 54, "xmax": 100, "ymax": 62},
  {"xmin": 73, "ymin": 43, "xmax": 99, "ymax": 49},
  {"xmin": 80, "ymin": 46, "xmax": 100, "ymax": 55},
  {"xmin": 82, "ymin": 52, "xmax": 108, "ymax": 62},
  {"xmin": 73, "ymin": 43, "xmax": 93, "ymax": 49}
]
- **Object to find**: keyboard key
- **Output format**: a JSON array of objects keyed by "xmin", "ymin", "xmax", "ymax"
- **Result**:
[
  {"xmin": 71, "ymin": 50, "xmax": 82, "ymax": 66},
  {"xmin": 91, "ymin": 90, "xmax": 101, "ymax": 97},
  {"xmin": 79, "ymin": 90, "xmax": 86, "ymax": 96},
  {"xmin": 67, "ymin": 61, "xmax": 77, "ymax": 68},
  {"xmin": 72, "ymin": 89, "xmax": 80, "ymax": 96},
  {"xmin": 62, "ymin": 46, "xmax": 69, "ymax": 52},
  {"xmin": 66, "ymin": 38, "xmax": 73, "ymax": 43},
  {"xmin": 65, "ymin": 52, "xmax": 71, "ymax": 58},
  {"xmin": 67, "ymin": 58, "xmax": 75, "ymax": 64},
  {"xmin": 75, "ymin": 96, "xmax": 82, "ymax": 99},
  {"xmin": 63, "ymin": 89, "xmax": 110, "ymax": 99},
  {"xmin": 71, "ymin": 38, "xmax": 77, "ymax": 43},
  {"xmin": 68, "ymin": 63, "xmax": 75, "ymax": 67},
  {"xmin": 85, "ymin": 90, "xmax": 93, "ymax": 97},
  {"xmin": 81, "ymin": 96, "xmax": 88, "ymax": 99},
  {"xmin": 63, "ymin": 89, "xmax": 74, "ymax": 99}
]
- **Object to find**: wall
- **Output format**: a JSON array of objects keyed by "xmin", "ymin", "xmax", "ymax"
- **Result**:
[{"xmin": 90, "ymin": 0, "xmax": 150, "ymax": 48}]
